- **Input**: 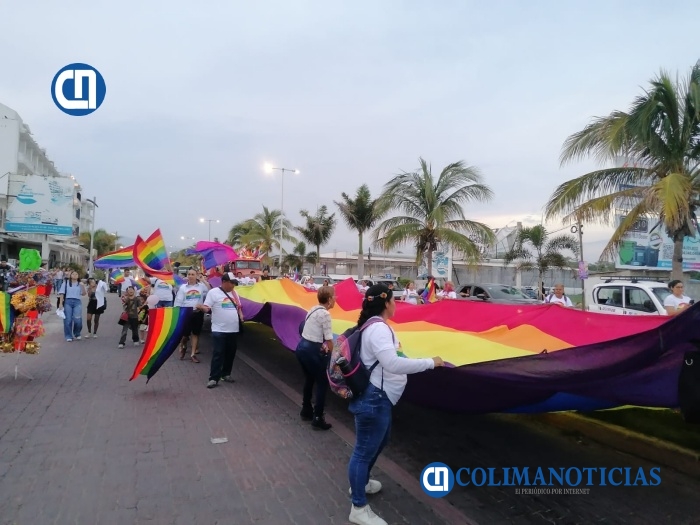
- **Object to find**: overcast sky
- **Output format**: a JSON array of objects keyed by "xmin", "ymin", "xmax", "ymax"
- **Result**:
[{"xmin": 1, "ymin": 1, "xmax": 698, "ymax": 262}]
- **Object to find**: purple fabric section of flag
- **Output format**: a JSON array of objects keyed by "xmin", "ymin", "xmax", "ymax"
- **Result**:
[{"xmin": 186, "ymin": 241, "xmax": 238, "ymax": 269}]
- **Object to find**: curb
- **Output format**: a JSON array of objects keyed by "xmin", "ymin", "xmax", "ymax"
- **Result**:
[
  {"xmin": 533, "ymin": 413, "xmax": 700, "ymax": 478},
  {"xmin": 238, "ymin": 350, "xmax": 478, "ymax": 525}
]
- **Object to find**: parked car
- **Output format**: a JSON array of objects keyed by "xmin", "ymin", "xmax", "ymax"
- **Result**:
[
  {"xmin": 374, "ymin": 279, "xmax": 405, "ymax": 292},
  {"xmin": 457, "ymin": 283, "xmax": 542, "ymax": 305},
  {"xmin": 300, "ymin": 275, "xmax": 338, "ymax": 289},
  {"xmin": 586, "ymin": 276, "xmax": 673, "ymax": 316}
]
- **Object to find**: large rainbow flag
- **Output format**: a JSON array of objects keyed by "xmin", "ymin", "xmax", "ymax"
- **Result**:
[
  {"xmin": 130, "ymin": 307, "xmax": 192, "ymax": 382},
  {"xmin": 236, "ymin": 278, "xmax": 694, "ymax": 414},
  {"xmin": 94, "ymin": 245, "xmax": 135, "ymax": 268}
]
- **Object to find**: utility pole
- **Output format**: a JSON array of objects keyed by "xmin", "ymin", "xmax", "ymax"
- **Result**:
[{"xmin": 571, "ymin": 217, "xmax": 585, "ymax": 310}]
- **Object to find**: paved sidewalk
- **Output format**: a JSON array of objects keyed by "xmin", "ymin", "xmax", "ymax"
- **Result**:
[{"xmin": 0, "ymin": 302, "xmax": 451, "ymax": 525}]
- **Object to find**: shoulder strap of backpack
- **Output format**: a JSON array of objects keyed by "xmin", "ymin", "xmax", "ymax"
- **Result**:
[
  {"xmin": 305, "ymin": 305, "xmax": 325, "ymax": 322},
  {"xmin": 546, "ymin": 294, "xmax": 553, "ymax": 303}
]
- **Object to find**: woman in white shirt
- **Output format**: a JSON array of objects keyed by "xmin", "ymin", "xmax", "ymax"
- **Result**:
[
  {"xmin": 401, "ymin": 281, "xmax": 422, "ymax": 305},
  {"xmin": 664, "ymin": 280, "xmax": 693, "ymax": 316},
  {"xmin": 297, "ymin": 286, "xmax": 336, "ymax": 430},
  {"xmin": 347, "ymin": 284, "xmax": 444, "ymax": 525},
  {"xmin": 437, "ymin": 281, "xmax": 457, "ymax": 300}
]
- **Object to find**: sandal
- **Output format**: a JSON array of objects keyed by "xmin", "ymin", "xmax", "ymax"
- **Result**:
[{"xmin": 190, "ymin": 355, "xmax": 200, "ymax": 363}]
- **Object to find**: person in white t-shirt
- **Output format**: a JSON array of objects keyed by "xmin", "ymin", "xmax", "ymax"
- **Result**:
[
  {"xmin": 437, "ymin": 281, "xmax": 457, "ymax": 300},
  {"xmin": 150, "ymin": 277, "xmax": 174, "ymax": 307},
  {"xmin": 664, "ymin": 280, "xmax": 693, "ymax": 316},
  {"xmin": 545, "ymin": 284, "xmax": 573, "ymax": 307},
  {"xmin": 174, "ymin": 269, "xmax": 211, "ymax": 362},
  {"xmin": 119, "ymin": 269, "xmax": 137, "ymax": 297},
  {"xmin": 347, "ymin": 284, "xmax": 444, "ymax": 525},
  {"xmin": 401, "ymin": 281, "xmax": 422, "ymax": 305},
  {"xmin": 200, "ymin": 273, "xmax": 242, "ymax": 388}
]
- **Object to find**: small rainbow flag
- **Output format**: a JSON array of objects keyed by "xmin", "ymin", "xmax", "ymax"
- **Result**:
[
  {"xmin": 130, "ymin": 307, "xmax": 192, "ymax": 382},
  {"xmin": 0, "ymin": 292, "xmax": 12, "ymax": 333},
  {"xmin": 133, "ymin": 235, "xmax": 179, "ymax": 286},
  {"xmin": 110, "ymin": 269, "xmax": 125, "ymax": 283},
  {"xmin": 94, "ymin": 245, "xmax": 135, "ymax": 269},
  {"xmin": 421, "ymin": 278, "xmax": 437, "ymax": 303},
  {"xmin": 134, "ymin": 229, "xmax": 170, "ymax": 271}
]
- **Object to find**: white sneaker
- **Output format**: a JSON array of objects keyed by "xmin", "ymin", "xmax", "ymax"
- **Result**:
[
  {"xmin": 349, "ymin": 504, "xmax": 387, "ymax": 525},
  {"xmin": 133, "ymin": 341, "xmax": 140, "ymax": 346},
  {"xmin": 93, "ymin": 334, "xmax": 98, "ymax": 338},
  {"xmin": 75, "ymin": 336, "xmax": 81, "ymax": 341},
  {"xmin": 349, "ymin": 479, "xmax": 382, "ymax": 495},
  {"xmin": 118, "ymin": 344, "xmax": 125, "ymax": 349},
  {"xmin": 84, "ymin": 333, "xmax": 91, "ymax": 339}
]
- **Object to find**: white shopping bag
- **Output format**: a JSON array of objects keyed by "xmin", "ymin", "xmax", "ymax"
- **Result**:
[{"xmin": 56, "ymin": 308, "xmax": 66, "ymax": 319}]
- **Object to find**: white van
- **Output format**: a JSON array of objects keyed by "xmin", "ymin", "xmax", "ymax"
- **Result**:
[{"xmin": 586, "ymin": 276, "xmax": 672, "ymax": 316}]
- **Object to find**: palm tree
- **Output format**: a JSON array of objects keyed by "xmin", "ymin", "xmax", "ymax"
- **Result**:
[
  {"xmin": 546, "ymin": 63, "xmax": 700, "ymax": 280},
  {"xmin": 283, "ymin": 242, "xmax": 318, "ymax": 272},
  {"xmin": 227, "ymin": 206, "xmax": 297, "ymax": 265},
  {"xmin": 335, "ymin": 184, "xmax": 385, "ymax": 279},
  {"xmin": 502, "ymin": 225, "xmax": 578, "ymax": 299},
  {"xmin": 373, "ymin": 158, "xmax": 496, "ymax": 274},
  {"xmin": 296, "ymin": 206, "xmax": 336, "ymax": 273},
  {"xmin": 79, "ymin": 229, "xmax": 119, "ymax": 256}
]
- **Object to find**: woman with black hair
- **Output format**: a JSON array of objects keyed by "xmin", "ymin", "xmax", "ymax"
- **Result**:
[
  {"xmin": 58, "ymin": 270, "xmax": 87, "ymax": 342},
  {"xmin": 347, "ymin": 284, "xmax": 444, "ymax": 525},
  {"xmin": 664, "ymin": 280, "xmax": 693, "ymax": 316}
]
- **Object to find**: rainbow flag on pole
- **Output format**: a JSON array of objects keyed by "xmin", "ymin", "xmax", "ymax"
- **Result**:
[
  {"xmin": 135, "ymin": 229, "xmax": 170, "ymax": 271},
  {"xmin": 0, "ymin": 292, "xmax": 13, "ymax": 333},
  {"xmin": 421, "ymin": 277, "xmax": 437, "ymax": 303},
  {"xmin": 130, "ymin": 307, "xmax": 192, "ymax": 382},
  {"xmin": 94, "ymin": 245, "xmax": 135, "ymax": 269},
  {"xmin": 110, "ymin": 269, "xmax": 125, "ymax": 283},
  {"xmin": 133, "ymin": 234, "xmax": 179, "ymax": 286}
]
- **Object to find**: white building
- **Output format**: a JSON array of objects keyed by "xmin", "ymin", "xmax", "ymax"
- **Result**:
[{"xmin": 0, "ymin": 102, "xmax": 90, "ymax": 267}]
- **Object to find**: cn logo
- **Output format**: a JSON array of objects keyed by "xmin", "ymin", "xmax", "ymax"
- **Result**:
[
  {"xmin": 420, "ymin": 462, "xmax": 454, "ymax": 498},
  {"xmin": 51, "ymin": 63, "xmax": 106, "ymax": 116}
]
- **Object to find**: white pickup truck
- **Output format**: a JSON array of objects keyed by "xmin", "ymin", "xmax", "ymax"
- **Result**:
[{"xmin": 585, "ymin": 276, "xmax": 672, "ymax": 316}]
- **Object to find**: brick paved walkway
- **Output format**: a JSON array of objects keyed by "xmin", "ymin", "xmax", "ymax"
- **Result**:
[{"xmin": 0, "ymin": 301, "xmax": 454, "ymax": 525}]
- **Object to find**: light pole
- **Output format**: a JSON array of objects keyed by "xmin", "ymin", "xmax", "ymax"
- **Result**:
[
  {"xmin": 85, "ymin": 197, "xmax": 98, "ymax": 277},
  {"xmin": 199, "ymin": 218, "xmax": 220, "ymax": 242},
  {"xmin": 264, "ymin": 163, "xmax": 300, "ymax": 275}
]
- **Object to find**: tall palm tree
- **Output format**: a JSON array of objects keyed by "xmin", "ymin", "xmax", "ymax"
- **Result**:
[
  {"xmin": 335, "ymin": 184, "xmax": 385, "ymax": 279},
  {"xmin": 373, "ymin": 158, "xmax": 496, "ymax": 274},
  {"xmin": 227, "ymin": 206, "xmax": 297, "ymax": 265},
  {"xmin": 546, "ymin": 63, "xmax": 700, "ymax": 280},
  {"xmin": 296, "ymin": 206, "xmax": 336, "ymax": 273},
  {"xmin": 502, "ymin": 225, "xmax": 578, "ymax": 299},
  {"xmin": 283, "ymin": 242, "xmax": 317, "ymax": 272},
  {"xmin": 79, "ymin": 229, "xmax": 119, "ymax": 256}
]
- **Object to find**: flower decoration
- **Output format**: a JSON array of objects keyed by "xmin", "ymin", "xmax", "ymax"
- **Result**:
[{"xmin": 10, "ymin": 291, "xmax": 36, "ymax": 313}]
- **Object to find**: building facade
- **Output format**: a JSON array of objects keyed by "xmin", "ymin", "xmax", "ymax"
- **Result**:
[{"xmin": 0, "ymin": 102, "xmax": 89, "ymax": 267}]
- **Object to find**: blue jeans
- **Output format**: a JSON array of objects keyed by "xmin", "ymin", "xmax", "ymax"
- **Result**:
[
  {"xmin": 348, "ymin": 383, "xmax": 393, "ymax": 506},
  {"xmin": 295, "ymin": 338, "xmax": 330, "ymax": 416},
  {"xmin": 54, "ymin": 279, "xmax": 63, "ymax": 293},
  {"xmin": 63, "ymin": 298, "xmax": 83, "ymax": 340},
  {"xmin": 157, "ymin": 300, "xmax": 173, "ymax": 308}
]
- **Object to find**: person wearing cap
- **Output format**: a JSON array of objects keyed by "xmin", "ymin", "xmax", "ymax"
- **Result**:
[{"xmin": 199, "ymin": 272, "xmax": 243, "ymax": 388}]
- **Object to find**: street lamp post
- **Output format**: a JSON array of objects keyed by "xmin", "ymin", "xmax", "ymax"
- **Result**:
[
  {"xmin": 263, "ymin": 163, "xmax": 300, "ymax": 275},
  {"xmin": 86, "ymin": 197, "xmax": 98, "ymax": 277},
  {"xmin": 199, "ymin": 218, "xmax": 220, "ymax": 242}
]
